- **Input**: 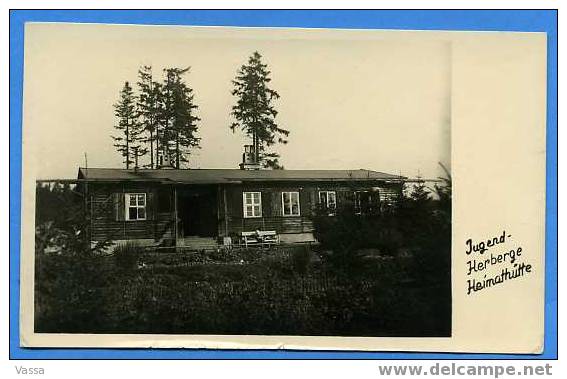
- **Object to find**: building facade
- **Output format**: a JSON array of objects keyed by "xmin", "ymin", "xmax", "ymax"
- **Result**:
[{"xmin": 78, "ymin": 167, "xmax": 405, "ymax": 249}]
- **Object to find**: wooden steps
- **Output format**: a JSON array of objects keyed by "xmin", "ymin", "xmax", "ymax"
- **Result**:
[{"xmin": 177, "ymin": 236, "xmax": 219, "ymax": 250}]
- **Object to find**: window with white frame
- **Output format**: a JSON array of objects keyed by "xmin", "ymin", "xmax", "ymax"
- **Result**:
[
  {"xmin": 125, "ymin": 193, "xmax": 147, "ymax": 221},
  {"xmin": 282, "ymin": 191, "xmax": 300, "ymax": 216},
  {"xmin": 319, "ymin": 191, "xmax": 337, "ymax": 215},
  {"xmin": 243, "ymin": 192, "xmax": 262, "ymax": 218}
]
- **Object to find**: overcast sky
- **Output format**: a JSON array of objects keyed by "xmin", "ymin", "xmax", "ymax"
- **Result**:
[{"xmin": 24, "ymin": 24, "xmax": 451, "ymax": 180}]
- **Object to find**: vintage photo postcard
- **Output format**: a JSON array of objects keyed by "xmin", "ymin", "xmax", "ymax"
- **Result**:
[{"xmin": 19, "ymin": 23, "xmax": 546, "ymax": 352}]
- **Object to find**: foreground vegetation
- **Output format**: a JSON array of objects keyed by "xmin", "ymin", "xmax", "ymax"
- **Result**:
[{"xmin": 34, "ymin": 175, "xmax": 451, "ymax": 336}]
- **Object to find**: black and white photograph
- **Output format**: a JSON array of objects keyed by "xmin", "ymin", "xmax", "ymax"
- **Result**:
[{"xmin": 28, "ymin": 24, "xmax": 452, "ymax": 339}]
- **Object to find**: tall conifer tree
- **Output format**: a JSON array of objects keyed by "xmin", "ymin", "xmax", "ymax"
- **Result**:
[
  {"xmin": 230, "ymin": 51, "xmax": 289, "ymax": 169},
  {"xmin": 112, "ymin": 81, "xmax": 145, "ymax": 169},
  {"xmin": 156, "ymin": 68, "xmax": 200, "ymax": 168},
  {"xmin": 136, "ymin": 66, "xmax": 159, "ymax": 168}
]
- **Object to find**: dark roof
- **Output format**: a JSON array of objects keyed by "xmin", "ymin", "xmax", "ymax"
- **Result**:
[{"xmin": 78, "ymin": 167, "xmax": 405, "ymax": 184}]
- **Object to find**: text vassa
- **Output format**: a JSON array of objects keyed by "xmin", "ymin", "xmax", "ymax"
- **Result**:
[{"xmin": 15, "ymin": 366, "xmax": 45, "ymax": 375}]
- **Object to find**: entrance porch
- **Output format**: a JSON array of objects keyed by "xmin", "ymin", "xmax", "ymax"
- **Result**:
[{"xmin": 175, "ymin": 185, "xmax": 220, "ymax": 248}]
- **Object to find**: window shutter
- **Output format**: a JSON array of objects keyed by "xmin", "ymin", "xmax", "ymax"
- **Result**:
[
  {"xmin": 114, "ymin": 193, "xmax": 125, "ymax": 221},
  {"xmin": 261, "ymin": 191, "xmax": 271, "ymax": 217},
  {"xmin": 372, "ymin": 189, "xmax": 380, "ymax": 206},
  {"xmin": 338, "ymin": 190, "xmax": 353, "ymax": 210},
  {"xmin": 272, "ymin": 191, "xmax": 281, "ymax": 216},
  {"xmin": 310, "ymin": 190, "xmax": 317, "ymax": 212},
  {"xmin": 299, "ymin": 189, "xmax": 308, "ymax": 213},
  {"xmin": 146, "ymin": 191, "xmax": 154, "ymax": 220}
]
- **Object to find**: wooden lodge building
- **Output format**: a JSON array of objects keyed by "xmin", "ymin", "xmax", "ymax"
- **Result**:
[{"xmin": 77, "ymin": 147, "xmax": 406, "ymax": 249}]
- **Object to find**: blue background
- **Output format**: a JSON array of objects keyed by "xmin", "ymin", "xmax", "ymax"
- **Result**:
[{"xmin": 9, "ymin": 10, "xmax": 558, "ymax": 360}]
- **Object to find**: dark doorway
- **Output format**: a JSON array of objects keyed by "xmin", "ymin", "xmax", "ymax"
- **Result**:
[{"xmin": 177, "ymin": 187, "xmax": 218, "ymax": 237}]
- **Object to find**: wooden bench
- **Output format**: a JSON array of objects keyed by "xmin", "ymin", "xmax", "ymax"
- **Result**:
[{"xmin": 240, "ymin": 230, "xmax": 280, "ymax": 247}]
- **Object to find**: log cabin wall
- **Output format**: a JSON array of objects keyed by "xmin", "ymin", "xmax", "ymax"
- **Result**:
[
  {"xmin": 218, "ymin": 181, "xmax": 403, "ymax": 238},
  {"xmin": 88, "ymin": 182, "xmax": 175, "ymax": 243},
  {"xmin": 220, "ymin": 182, "xmax": 315, "ymax": 237},
  {"xmin": 87, "ymin": 179, "xmax": 403, "ymax": 243}
]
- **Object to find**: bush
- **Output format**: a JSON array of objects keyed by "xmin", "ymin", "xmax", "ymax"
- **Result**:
[
  {"xmin": 290, "ymin": 245, "xmax": 311, "ymax": 275},
  {"xmin": 35, "ymin": 252, "xmax": 113, "ymax": 333},
  {"xmin": 114, "ymin": 242, "xmax": 143, "ymax": 271},
  {"xmin": 35, "ymin": 182, "xmax": 115, "ymax": 333}
]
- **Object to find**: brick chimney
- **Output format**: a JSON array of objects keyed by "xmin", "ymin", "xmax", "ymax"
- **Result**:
[
  {"xmin": 239, "ymin": 144, "xmax": 262, "ymax": 170},
  {"xmin": 157, "ymin": 148, "xmax": 174, "ymax": 169}
]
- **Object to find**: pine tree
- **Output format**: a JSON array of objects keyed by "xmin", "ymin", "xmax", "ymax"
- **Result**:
[
  {"xmin": 156, "ymin": 68, "xmax": 200, "ymax": 168},
  {"xmin": 405, "ymin": 177, "xmax": 432, "ymax": 238},
  {"xmin": 171, "ymin": 74, "xmax": 200, "ymax": 167},
  {"xmin": 410, "ymin": 178, "xmax": 431, "ymax": 205},
  {"xmin": 230, "ymin": 51, "xmax": 289, "ymax": 169},
  {"xmin": 112, "ymin": 81, "xmax": 145, "ymax": 169},
  {"xmin": 153, "ymin": 80, "xmax": 165, "ymax": 167},
  {"xmin": 136, "ymin": 65, "xmax": 159, "ymax": 168}
]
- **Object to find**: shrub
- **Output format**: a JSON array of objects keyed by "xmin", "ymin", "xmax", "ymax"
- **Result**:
[
  {"xmin": 35, "ymin": 249, "xmax": 115, "ymax": 333},
  {"xmin": 35, "ymin": 182, "xmax": 115, "ymax": 333},
  {"xmin": 290, "ymin": 245, "xmax": 311, "ymax": 275},
  {"xmin": 114, "ymin": 241, "xmax": 143, "ymax": 271}
]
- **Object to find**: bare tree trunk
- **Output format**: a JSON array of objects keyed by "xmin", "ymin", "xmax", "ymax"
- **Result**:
[
  {"xmin": 253, "ymin": 121, "xmax": 259, "ymax": 164},
  {"xmin": 126, "ymin": 117, "xmax": 130, "ymax": 170},
  {"xmin": 149, "ymin": 129, "xmax": 154, "ymax": 169},
  {"xmin": 149, "ymin": 75, "xmax": 154, "ymax": 169},
  {"xmin": 176, "ymin": 130, "xmax": 180, "ymax": 169},
  {"xmin": 254, "ymin": 131, "xmax": 258, "ymax": 163},
  {"xmin": 155, "ymin": 119, "xmax": 160, "ymax": 168}
]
